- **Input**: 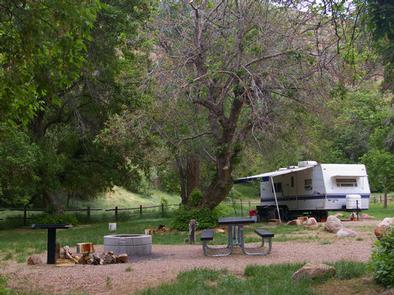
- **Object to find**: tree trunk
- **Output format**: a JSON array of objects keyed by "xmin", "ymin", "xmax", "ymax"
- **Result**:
[
  {"xmin": 200, "ymin": 151, "xmax": 234, "ymax": 209},
  {"xmin": 43, "ymin": 190, "xmax": 56, "ymax": 212},
  {"xmin": 186, "ymin": 155, "xmax": 200, "ymax": 197},
  {"xmin": 176, "ymin": 157, "xmax": 188, "ymax": 204},
  {"xmin": 177, "ymin": 155, "xmax": 201, "ymax": 205}
]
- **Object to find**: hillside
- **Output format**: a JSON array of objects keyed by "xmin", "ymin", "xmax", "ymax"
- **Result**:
[{"xmin": 68, "ymin": 186, "xmax": 181, "ymax": 209}]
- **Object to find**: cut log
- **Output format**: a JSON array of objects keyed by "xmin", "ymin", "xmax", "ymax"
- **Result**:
[
  {"xmin": 116, "ymin": 254, "xmax": 128, "ymax": 263},
  {"xmin": 76, "ymin": 243, "xmax": 95, "ymax": 254}
]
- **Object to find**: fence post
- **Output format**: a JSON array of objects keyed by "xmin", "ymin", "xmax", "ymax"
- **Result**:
[
  {"xmin": 139, "ymin": 205, "xmax": 143, "ymax": 217},
  {"xmin": 87, "ymin": 206, "xmax": 91, "ymax": 221},
  {"xmin": 115, "ymin": 206, "xmax": 118, "ymax": 221},
  {"xmin": 248, "ymin": 201, "xmax": 251, "ymax": 211},
  {"xmin": 161, "ymin": 203, "xmax": 164, "ymax": 217},
  {"xmin": 23, "ymin": 205, "xmax": 27, "ymax": 226},
  {"xmin": 240, "ymin": 200, "xmax": 243, "ymax": 217}
]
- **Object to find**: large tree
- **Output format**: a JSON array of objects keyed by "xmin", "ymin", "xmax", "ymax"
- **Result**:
[
  {"xmin": 148, "ymin": 0, "xmax": 348, "ymax": 209},
  {"xmin": 0, "ymin": 0, "xmax": 152, "ymax": 208}
]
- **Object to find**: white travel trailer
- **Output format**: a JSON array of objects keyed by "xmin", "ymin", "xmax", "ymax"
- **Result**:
[{"xmin": 235, "ymin": 161, "xmax": 370, "ymax": 221}]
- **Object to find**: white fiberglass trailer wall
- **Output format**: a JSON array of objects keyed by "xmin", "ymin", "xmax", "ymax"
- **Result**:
[{"xmin": 236, "ymin": 161, "xmax": 370, "ymax": 220}]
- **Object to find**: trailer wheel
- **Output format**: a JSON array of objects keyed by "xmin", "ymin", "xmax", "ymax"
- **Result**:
[{"xmin": 313, "ymin": 210, "xmax": 328, "ymax": 222}]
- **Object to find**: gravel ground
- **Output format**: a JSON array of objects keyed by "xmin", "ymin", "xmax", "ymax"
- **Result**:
[{"xmin": 0, "ymin": 220, "xmax": 378, "ymax": 295}]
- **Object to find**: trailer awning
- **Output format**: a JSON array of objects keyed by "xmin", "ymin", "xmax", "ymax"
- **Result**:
[{"xmin": 234, "ymin": 166, "xmax": 314, "ymax": 184}]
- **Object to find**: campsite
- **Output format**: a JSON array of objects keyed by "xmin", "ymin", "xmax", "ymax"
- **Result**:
[{"xmin": 0, "ymin": 0, "xmax": 393, "ymax": 294}]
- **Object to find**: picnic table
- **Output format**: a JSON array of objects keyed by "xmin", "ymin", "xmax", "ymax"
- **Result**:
[
  {"xmin": 32, "ymin": 224, "xmax": 72, "ymax": 264},
  {"xmin": 201, "ymin": 216, "xmax": 274, "ymax": 256},
  {"xmin": 218, "ymin": 216, "xmax": 257, "ymax": 250}
]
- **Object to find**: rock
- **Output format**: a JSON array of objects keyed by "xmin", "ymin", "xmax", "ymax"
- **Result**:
[
  {"xmin": 292, "ymin": 263, "xmax": 336, "ymax": 280},
  {"xmin": 215, "ymin": 228, "xmax": 225, "ymax": 233},
  {"xmin": 116, "ymin": 254, "xmax": 128, "ymax": 263},
  {"xmin": 361, "ymin": 213, "xmax": 373, "ymax": 220},
  {"xmin": 379, "ymin": 288, "xmax": 394, "ymax": 295},
  {"xmin": 336, "ymin": 228, "xmax": 357, "ymax": 237},
  {"xmin": 324, "ymin": 215, "xmax": 343, "ymax": 233},
  {"xmin": 375, "ymin": 218, "xmax": 394, "ymax": 239},
  {"xmin": 298, "ymin": 216, "xmax": 309, "ymax": 223},
  {"xmin": 27, "ymin": 255, "xmax": 43, "ymax": 265},
  {"xmin": 287, "ymin": 219, "xmax": 301, "ymax": 226},
  {"xmin": 303, "ymin": 217, "xmax": 319, "ymax": 229}
]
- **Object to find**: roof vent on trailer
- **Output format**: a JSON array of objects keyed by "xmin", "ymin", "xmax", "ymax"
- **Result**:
[{"xmin": 298, "ymin": 161, "xmax": 318, "ymax": 167}]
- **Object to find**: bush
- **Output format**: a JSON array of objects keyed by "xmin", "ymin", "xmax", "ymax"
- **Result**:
[
  {"xmin": 171, "ymin": 206, "xmax": 218, "ymax": 231},
  {"xmin": 188, "ymin": 189, "xmax": 203, "ymax": 207},
  {"xmin": 31, "ymin": 213, "xmax": 78, "ymax": 225},
  {"xmin": 371, "ymin": 228, "xmax": 394, "ymax": 288}
]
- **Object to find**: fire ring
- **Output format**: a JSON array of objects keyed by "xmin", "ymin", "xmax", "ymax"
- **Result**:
[{"xmin": 104, "ymin": 234, "xmax": 152, "ymax": 256}]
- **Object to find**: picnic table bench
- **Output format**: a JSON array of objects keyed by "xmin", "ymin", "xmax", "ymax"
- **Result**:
[
  {"xmin": 201, "ymin": 229, "xmax": 231, "ymax": 257},
  {"xmin": 242, "ymin": 228, "xmax": 274, "ymax": 256}
]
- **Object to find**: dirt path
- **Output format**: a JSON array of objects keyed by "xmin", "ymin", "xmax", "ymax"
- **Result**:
[{"xmin": 1, "ymin": 231, "xmax": 375, "ymax": 295}]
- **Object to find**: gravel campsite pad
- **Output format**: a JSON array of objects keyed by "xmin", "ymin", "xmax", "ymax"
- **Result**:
[{"xmin": 0, "ymin": 221, "xmax": 377, "ymax": 295}]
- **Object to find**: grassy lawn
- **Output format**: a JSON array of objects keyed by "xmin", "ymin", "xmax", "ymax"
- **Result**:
[
  {"xmin": 138, "ymin": 261, "xmax": 380, "ymax": 295},
  {"xmin": 0, "ymin": 216, "xmax": 310, "ymax": 263},
  {"xmin": 0, "ymin": 201, "xmax": 392, "ymax": 263}
]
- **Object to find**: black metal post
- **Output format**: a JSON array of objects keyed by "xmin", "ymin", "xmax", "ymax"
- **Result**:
[
  {"xmin": 47, "ymin": 228, "xmax": 56, "ymax": 264},
  {"xmin": 115, "ymin": 206, "xmax": 118, "ymax": 221},
  {"xmin": 87, "ymin": 206, "xmax": 91, "ymax": 221},
  {"xmin": 161, "ymin": 203, "xmax": 164, "ymax": 217},
  {"xmin": 240, "ymin": 200, "xmax": 243, "ymax": 217},
  {"xmin": 23, "ymin": 206, "xmax": 27, "ymax": 226},
  {"xmin": 139, "ymin": 205, "xmax": 142, "ymax": 217}
]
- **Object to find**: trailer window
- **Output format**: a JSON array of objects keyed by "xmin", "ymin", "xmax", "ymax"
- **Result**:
[
  {"xmin": 304, "ymin": 179, "xmax": 312, "ymax": 191},
  {"xmin": 272, "ymin": 182, "xmax": 282, "ymax": 193},
  {"xmin": 336, "ymin": 178, "xmax": 357, "ymax": 187}
]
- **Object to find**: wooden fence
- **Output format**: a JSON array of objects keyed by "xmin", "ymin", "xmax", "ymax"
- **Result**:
[{"xmin": 0, "ymin": 203, "xmax": 180, "ymax": 225}]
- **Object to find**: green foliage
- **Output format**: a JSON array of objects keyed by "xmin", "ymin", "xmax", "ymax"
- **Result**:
[
  {"xmin": 362, "ymin": 149, "xmax": 394, "ymax": 192},
  {"xmin": 188, "ymin": 189, "xmax": 203, "ymax": 207},
  {"xmin": 371, "ymin": 228, "xmax": 394, "ymax": 288},
  {"xmin": 171, "ymin": 206, "xmax": 218, "ymax": 231},
  {"xmin": 0, "ymin": 124, "xmax": 40, "ymax": 207},
  {"xmin": 31, "ymin": 214, "xmax": 78, "ymax": 226},
  {"xmin": 362, "ymin": 0, "xmax": 394, "ymax": 90},
  {"xmin": 0, "ymin": 0, "xmax": 102, "ymax": 124}
]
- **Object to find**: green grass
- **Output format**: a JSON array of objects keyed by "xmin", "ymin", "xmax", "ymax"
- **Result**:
[
  {"xmin": 0, "ymin": 217, "xmax": 187, "ymax": 262},
  {"xmin": 366, "ymin": 202, "xmax": 394, "ymax": 219},
  {"xmin": 138, "ymin": 261, "xmax": 369, "ymax": 295}
]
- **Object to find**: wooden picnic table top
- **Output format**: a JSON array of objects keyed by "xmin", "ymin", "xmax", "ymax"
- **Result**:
[{"xmin": 218, "ymin": 216, "xmax": 256, "ymax": 225}]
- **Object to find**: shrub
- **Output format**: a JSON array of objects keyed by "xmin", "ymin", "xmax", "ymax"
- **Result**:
[
  {"xmin": 371, "ymin": 228, "xmax": 394, "ymax": 288},
  {"xmin": 31, "ymin": 213, "xmax": 78, "ymax": 225},
  {"xmin": 171, "ymin": 206, "xmax": 218, "ymax": 231},
  {"xmin": 188, "ymin": 189, "xmax": 203, "ymax": 207}
]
